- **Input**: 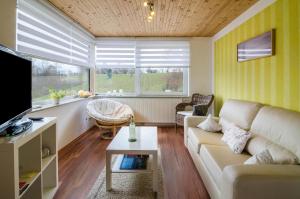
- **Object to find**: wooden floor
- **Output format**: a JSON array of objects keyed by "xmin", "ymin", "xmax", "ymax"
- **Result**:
[{"xmin": 54, "ymin": 126, "xmax": 210, "ymax": 199}]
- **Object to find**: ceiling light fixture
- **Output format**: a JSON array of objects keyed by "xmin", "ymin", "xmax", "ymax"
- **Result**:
[{"xmin": 144, "ymin": 1, "xmax": 155, "ymax": 22}]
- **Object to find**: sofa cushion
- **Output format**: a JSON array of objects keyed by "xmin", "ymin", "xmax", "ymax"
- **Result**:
[
  {"xmin": 219, "ymin": 99, "xmax": 262, "ymax": 130},
  {"xmin": 200, "ymin": 145, "xmax": 251, "ymax": 188},
  {"xmin": 188, "ymin": 127, "xmax": 225, "ymax": 153},
  {"xmin": 246, "ymin": 135, "xmax": 298, "ymax": 164},
  {"xmin": 250, "ymin": 106, "xmax": 300, "ymax": 161}
]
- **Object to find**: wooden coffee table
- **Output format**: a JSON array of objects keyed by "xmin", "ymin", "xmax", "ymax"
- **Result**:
[{"xmin": 106, "ymin": 126, "xmax": 158, "ymax": 192}]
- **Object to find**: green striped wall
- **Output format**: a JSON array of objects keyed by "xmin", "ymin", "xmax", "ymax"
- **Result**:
[{"xmin": 214, "ymin": 0, "xmax": 300, "ymax": 114}]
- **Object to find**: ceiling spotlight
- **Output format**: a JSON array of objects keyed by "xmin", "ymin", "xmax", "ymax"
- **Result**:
[{"xmin": 144, "ymin": 1, "xmax": 155, "ymax": 22}]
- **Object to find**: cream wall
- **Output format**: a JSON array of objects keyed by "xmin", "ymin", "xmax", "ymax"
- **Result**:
[
  {"xmin": 29, "ymin": 99, "xmax": 94, "ymax": 150},
  {"xmin": 189, "ymin": 37, "xmax": 213, "ymax": 95},
  {"xmin": 0, "ymin": 0, "xmax": 16, "ymax": 49}
]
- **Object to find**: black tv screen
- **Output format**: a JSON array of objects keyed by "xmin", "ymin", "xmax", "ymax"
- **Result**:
[{"xmin": 0, "ymin": 46, "xmax": 32, "ymax": 131}]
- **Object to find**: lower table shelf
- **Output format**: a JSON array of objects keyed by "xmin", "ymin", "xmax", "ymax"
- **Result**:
[{"xmin": 111, "ymin": 154, "xmax": 153, "ymax": 173}]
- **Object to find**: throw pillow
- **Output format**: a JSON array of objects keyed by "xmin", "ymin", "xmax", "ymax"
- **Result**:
[
  {"xmin": 197, "ymin": 114, "xmax": 222, "ymax": 132},
  {"xmin": 245, "ymin": 135, "xmax": 299, "ymax": 164},
  {"xmin": 219, "ymin": 118, "xmax": 234, "ymax": 133},
  {"xmin": 244, "ymin": 149, "xmax": 274, "ymax": 164},
  {"xmin": 222, "ymin": 125, "xmax": 251, "ymax": 154}
]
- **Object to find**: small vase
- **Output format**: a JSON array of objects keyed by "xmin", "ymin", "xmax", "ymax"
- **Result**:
[
  {"xmin": 128, "ymin": 118, "xmax": 136, "ymax": 142},
  {"xmin": 53, "ymin": 98, "xmax": 60, "ymax": 105}
]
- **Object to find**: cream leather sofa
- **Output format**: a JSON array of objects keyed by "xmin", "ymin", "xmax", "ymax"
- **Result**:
[{"xmin": 184, "ymin": 99, "xmax": 300, "ymax": 199}]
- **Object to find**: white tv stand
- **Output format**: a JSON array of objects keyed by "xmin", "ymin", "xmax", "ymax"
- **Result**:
[{"xmin": 0, "ymin": 117, "xmax": 58, "ymax": 199}]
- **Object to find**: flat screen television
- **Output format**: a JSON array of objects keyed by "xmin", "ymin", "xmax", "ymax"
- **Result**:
[{"xmin": 0, "ymin": 45, "xmax": 32, "ymax": 134}]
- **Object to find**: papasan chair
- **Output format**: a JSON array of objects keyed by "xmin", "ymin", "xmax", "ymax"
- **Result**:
[{"xmin": 87, "ymin": 99, "xmax": 134, "ymax": 139}]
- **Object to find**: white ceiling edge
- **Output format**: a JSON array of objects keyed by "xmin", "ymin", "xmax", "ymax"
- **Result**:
[{"xmin": 212, "ymin": 0, "xmax": 277, "ymax": 41}]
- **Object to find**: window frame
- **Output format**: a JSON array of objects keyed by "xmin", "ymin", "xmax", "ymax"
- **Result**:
[
  {"xmin": 30, "ymin": 55, "xmax": 91, "ymax": 105},
  {"xmin": 94, "ymin": 40, "xmax": 190, "ymax": 97}
]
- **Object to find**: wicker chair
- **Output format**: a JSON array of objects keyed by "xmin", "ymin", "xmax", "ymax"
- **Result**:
[{"xmin": 175, "ymin": 94, "xmax": 214, "ymax": 132}]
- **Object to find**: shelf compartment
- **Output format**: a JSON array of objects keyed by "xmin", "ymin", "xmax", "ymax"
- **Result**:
[
  {"xmin": 41, "ymin": 124, "xmax": 56, "ymax": 171},
  {"xmin": 42, "ymin": 154, "xmax": 56, "ymax": 170},
  {"xmin": 18, "ymin": 134, "xmax": 41, "ymax": 197},
  {"xmin": 19, "ymin": 175, "xmax": 42, "ymax": 199},
  {"xmin": 42, "ymin": 157, "xmax": 58, "ymax": 199}
]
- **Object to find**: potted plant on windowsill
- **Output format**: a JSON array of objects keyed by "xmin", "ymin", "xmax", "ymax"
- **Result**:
[{"xmin": 49, "ymin": 89, "xmax": 66, "ymax": 105}]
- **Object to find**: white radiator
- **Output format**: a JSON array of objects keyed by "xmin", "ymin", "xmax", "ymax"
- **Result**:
[{"xmin": 106, "ymin": 98, "xmax": 184, "ymax": 123}]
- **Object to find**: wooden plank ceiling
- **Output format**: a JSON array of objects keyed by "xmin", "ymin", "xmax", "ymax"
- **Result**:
[{"xmin": 48, "ymin": 0, "xmax": 258, "ymax": 37}]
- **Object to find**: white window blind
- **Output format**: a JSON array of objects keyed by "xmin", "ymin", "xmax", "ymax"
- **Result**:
[
  {"xmin": 95, "ymin": 40, "xmax": 190, "ymax": 68},
  {"xmin": 95, "ymin": 40, "xmax": 190, "ymax": 96},
  {"xmin": 95, "ymin": 41, "xmax": 136, "ymax": 68},
  {"xmin": 136, "ymin": 41, "xmax": 190, "ymax": 68},
  {"xmin": 17, "ymin": 0, "xmax": 91, "ymax": 67}
]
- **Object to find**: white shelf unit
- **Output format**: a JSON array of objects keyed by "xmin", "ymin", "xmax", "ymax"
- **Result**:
[{"xmin": 0, "ymin": 117, "xmax": 58, "ymax": 199}]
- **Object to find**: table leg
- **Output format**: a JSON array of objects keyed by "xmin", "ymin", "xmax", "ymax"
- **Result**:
[
  {"xmin": 106, "ymin": 151, "xmax": 112, "ymax": 191},
  {"xmin": 152, "ymin": 152, "xmax": 158, "ymax": 193}
]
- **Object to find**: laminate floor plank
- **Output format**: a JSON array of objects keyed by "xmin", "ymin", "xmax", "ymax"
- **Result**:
[{"xmin": 54, "ymin": 127, "xmax": 210, "ymax": 199}]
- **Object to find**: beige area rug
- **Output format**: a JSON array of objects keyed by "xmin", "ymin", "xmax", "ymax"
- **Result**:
[{"xmin": 88, "ymin": 155, "xmax": 164, "ymax": 199}]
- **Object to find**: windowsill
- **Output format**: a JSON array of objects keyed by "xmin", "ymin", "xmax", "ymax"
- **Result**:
[
  {"xmin": 31, "ymin": 97, "xmax": 93, "ymax": 113},
  {"xmin": 95, "ymin": 94, "xmax": 190, "ymax": 98},
  {"xmin": 31, "ymin": 94, "xmax": 190, "ymax": 113}
]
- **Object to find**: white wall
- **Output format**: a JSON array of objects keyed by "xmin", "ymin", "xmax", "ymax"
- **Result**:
[
  {"xmin": 0, "ymin": 0, "xmax": 16, "ymax": 49},
  {"xmin": 189, "ymin": 37, "xmax": 213, "ymax": 95},
  {"xmin": 29, "ymin": 99, "xmax": 94, "ymax": 150},
  {"xmin": 105, "ymin": 97, "xmax": 183, "ymax": 123}
]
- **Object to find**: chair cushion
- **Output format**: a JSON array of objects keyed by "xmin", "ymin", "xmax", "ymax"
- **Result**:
[
  {"xmin": 219, "ymin": 99, "xmax": 262, "ymax": 130},
  {"xmin": 177, "ymin": 111, "xmax": 193, "ymax": 116},
  {"xmin": 87, "ymin": 99, "xmax": 133, "ymax": 123},
  {"xmin": 250, "ymin": 106, "xmax": 300, "ymax": 161},
  {"xmin": 200, "ymin": 145, "xmax": 251, "ymax": 188},
  {"xmin": 188, "ymin": 127, "xmax": 225, "ymax": 153}
]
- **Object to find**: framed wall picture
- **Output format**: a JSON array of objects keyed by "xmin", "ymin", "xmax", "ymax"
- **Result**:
[{"xmin": 237, "ymin": 29, "xmax": 275, "ymax": 62}]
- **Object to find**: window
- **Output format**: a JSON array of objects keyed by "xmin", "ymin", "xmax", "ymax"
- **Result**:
[
  {"xmin": 140, "ymin": 68, "xmax": 185, "ymax": 95},
  {"xmin": 32, "ymin": 58, "xmax": 89, "ymax": 104},
  {"xmin": 16, "ymin": 0, "xmax": 92, "ymax": 105},
  {"xmin": 95, "ymin": 40, "xmax": 189, "ymax": 96},
  {"xmin": 95, "ymin": 41, "xmax": 136, "ymax": 95}
]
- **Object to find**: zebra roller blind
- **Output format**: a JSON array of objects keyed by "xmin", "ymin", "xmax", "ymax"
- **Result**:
[{"xmin": 17, "ymin": 0, "xmax": 92, "ymax": 67}]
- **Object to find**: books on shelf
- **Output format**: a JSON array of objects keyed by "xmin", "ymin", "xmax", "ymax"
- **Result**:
[
  {"xmin": 19, "ymin": 181, "xmax": 29, "ymax": 195},
  {"xmin": 19, "ymin": 171, "xmax": 39, "ymax": 195},
  {"xmin": 120, "ymin": 155, "xmax": 149, "ymax": 170}
]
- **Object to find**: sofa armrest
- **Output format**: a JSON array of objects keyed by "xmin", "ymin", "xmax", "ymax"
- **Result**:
[
  {"xmin": 184, "ymin": 116, "xmax": 206, "ymax": 146},
  {"xmin": 222, "ymin": 165, "xmax": 300, "ymax": 199}
]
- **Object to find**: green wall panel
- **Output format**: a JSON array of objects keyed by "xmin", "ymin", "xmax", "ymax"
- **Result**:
[{"xmin": 214, "ymin": 0, "xmax": 300, "ymax": 114}]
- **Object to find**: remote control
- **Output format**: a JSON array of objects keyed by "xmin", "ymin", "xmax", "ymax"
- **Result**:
[{"xmin": 29, "ymin": 117, "xmax": 44, "ymax": 121}]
